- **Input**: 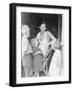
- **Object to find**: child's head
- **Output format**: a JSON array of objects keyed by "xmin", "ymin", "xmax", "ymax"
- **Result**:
[
  {"xmin": 31, "ymin": 38, "xmax": 37, "ymax": 48},
  {"xmin": 22, "ymin": 25, "xmax": 30, "ymax": 38},
  {"xmin": 53, "ymin": 40, "xmax": 61, "ymax": 49}
]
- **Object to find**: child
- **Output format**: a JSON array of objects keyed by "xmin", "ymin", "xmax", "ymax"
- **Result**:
[
  {"xmin": 48, "ymin": 40, "xmax": 62, "ymax": 76},
  {"xmin": 31, "ymin": 38, "xmax": 43, "ymax": 77},
  {"xmin": 21, "ymin": 25, "xmax": 33, "ymax": 77}
]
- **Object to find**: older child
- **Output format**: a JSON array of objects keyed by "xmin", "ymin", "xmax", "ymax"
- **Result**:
[
  {"xmin": 21, "ymin": 25, "xmax": 33, "ymax": 77},
  {"xmin": 31, "ymin": 38, "xmax": 43, "ymax": 77}
]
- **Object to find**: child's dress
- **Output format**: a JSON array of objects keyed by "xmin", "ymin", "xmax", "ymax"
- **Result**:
[
  {"xmin": 22, "ymin": 36, "xmax": 33, "ymax": 77},
  {"xmin": 32, "ymin": 47, "xmax": 43, "ymax": 73},
  {"xmin": 48, "ymin": 49, "xmax": 62, "ymax": 76}
]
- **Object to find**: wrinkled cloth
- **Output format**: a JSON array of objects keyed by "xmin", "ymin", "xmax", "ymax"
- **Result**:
[
  {"xmin": 36, "ymin": 31, "xmax": 56, "ymax": 56},
  {"xmin": 33, "ymin": 54, "xmax": 43, "ymax": 73},
  {"xmin": 48, "ymin": 49, "xmax": 62, "ymax": 76},
  {"xmin": 22, "ymin": 53, "xmax": 33, "ymax": 77},
  {"xmin": 21, "ymin": 36, "xmax": 33, "ymax": 77}
]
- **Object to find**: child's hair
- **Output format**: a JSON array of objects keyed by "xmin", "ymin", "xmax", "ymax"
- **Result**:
[{"xmin": 22, "ymin": 25, "xmax": 30, "ymax": 35}]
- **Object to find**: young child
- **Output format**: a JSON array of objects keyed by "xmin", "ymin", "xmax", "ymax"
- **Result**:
[
  {"xmin": 48, "ymin": 40, "xmax": 62, "ymax": 76},
  {"xmin": 21, "ymin": 25, "xmax": 33, "ymax": 77},
  {"xmin": 31, "ymin": 38, "xmax": 43, "ymax": 77}
]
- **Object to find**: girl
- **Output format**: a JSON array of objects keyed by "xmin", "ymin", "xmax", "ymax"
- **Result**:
[
  {"xmin": 48, "ymin": 40, "xmax": 62, "ymax": 76},
  {"xmin": 31, "ymin": 38, "xmax": 43, "ymax": 77},
  {"xmin": 21, "ymin": 25, "xmax": 33, "ymax": 77}
]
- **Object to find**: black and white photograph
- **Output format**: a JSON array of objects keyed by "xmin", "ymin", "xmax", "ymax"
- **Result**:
[
  {"xmin": 10, "ymin": 3, "xmax": 71, "ymax": 87},
  {"xmin": 21, "ymin": 13, "xmax": 63, "ymax": 77}
]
